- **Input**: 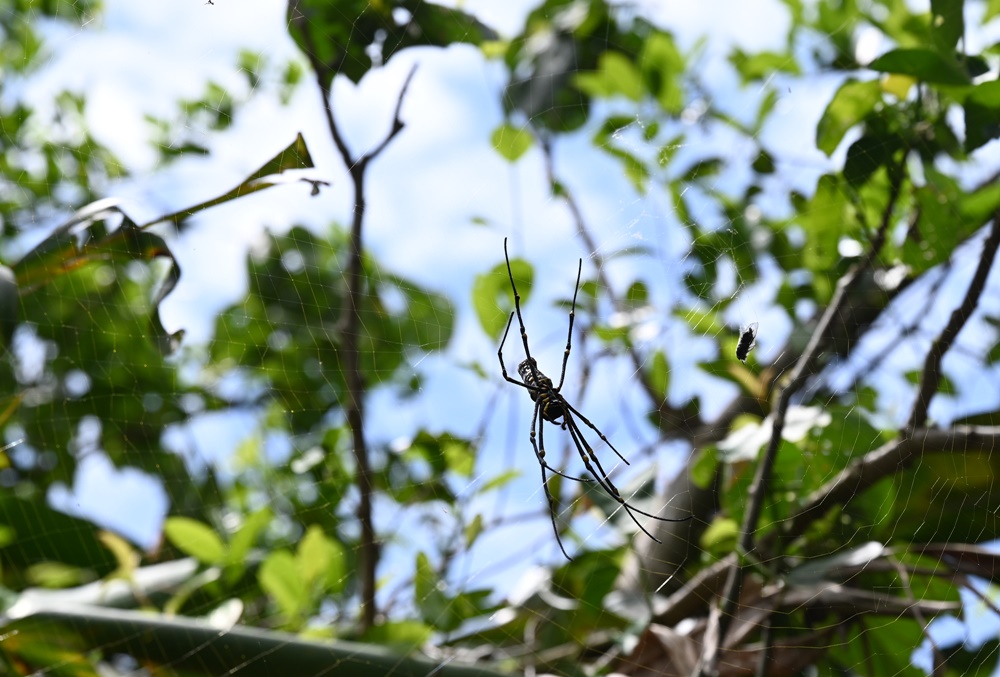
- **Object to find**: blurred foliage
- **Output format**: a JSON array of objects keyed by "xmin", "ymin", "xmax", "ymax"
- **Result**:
[{"xmin": 1, "ymin": 0, "xmax": 1000, "ymax": 676}]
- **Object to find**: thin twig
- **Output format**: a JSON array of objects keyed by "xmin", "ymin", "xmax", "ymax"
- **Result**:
[{"xmin": 298, "ymin": 9, "xmax": 419, "ymax": 629}]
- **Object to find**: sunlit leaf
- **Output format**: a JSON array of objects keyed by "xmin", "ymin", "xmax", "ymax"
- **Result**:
[
  {"xmin": 491, "ymin": 123, "xmax": 534, "ymax": 162},
  {"xmin": 164, "ymin": 517, "xmax": 226, "ymax": 565},
  {"xmin": 816, "ymin": 79, "xmax": 881, "ymax": 156},
  {"xmin": 868, "ymin": 48, "xmax": 970, "ymax": 85},
  {"xmin": 259, "ymin": 550, "xmax": 306, "ymax": 623}
]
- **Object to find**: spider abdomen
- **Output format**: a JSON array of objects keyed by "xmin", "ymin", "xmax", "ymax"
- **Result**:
[{"xmin": 518, "ymin": 359, "xmax": 565, "ymax": 423}]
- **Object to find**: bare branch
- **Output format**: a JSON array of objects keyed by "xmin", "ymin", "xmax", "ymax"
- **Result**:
[
  {"xmin": 905, "ymin": 212, "xmax": 1000, "ymax": 432},
  {"xmin": 300, "ymin": 18, "xmax": 421, "ymax": 630}
]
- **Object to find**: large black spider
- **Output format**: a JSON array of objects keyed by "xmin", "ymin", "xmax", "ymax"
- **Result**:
[{"xmin": 498, "ymin": 238, "xmax": 690, "ymax": 559}]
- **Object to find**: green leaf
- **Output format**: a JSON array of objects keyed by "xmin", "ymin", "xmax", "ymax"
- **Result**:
[
  {"xmin": 297, "ymin": 525, "xmax": 346, "ymax": 593},
  {"xmin": 682, "ymin": 158, "xmax": 723, "ymax": 182},
  {"xmin": 690, "ymin": 445, "xmax": 719, "ymax": 490},
  {"xmin": 988, "ymin": 0, "xmax": 1000, "ymax": 21},
  {"xmin": 473, "ymin": 257, "xmax": 531, "ymax": 340},
  {"xmin": 964, "ymin": 80, "xmax": 1000, "ymax": 152},
  {"xmin": 800, "ymin": 174, "xmax": 850, "ymax": 280},
  {"xmin": 361, "ymin": 620, "xmax": 434, "ymax": 649},
  {"xmin": 259, "ymin": 550, "xmax": 307, "ymax": 623},
  {"xmin": 465, "ymin": 514, "xmax": 485, "ymax": 548},
  {"xmin": 288, "ymin": 0, "xmax": 493, "ymax": 87},
  {"xmin": 649, "ymin": 350, "xmax": 669, "ymax": 398},
  {"xmin": 930, "ymin": 0, "xmax": 964, "ymax": 54},
  {"xmin": 639, "ymin": 32, "xmax": 685, "ymax": 113},
  {"xmin": 476, "ymin": 469, "xmax": 521, "ymax": 494},
  {"xmin": 701, "ymin": 517, "xmax": 739, "ymax": 555},
  {"xmin": 574, "ymin": 50, "xmax": 644, "ymax": 101},
  {"xmin": 414, "ymin": 552, "xmax": 450, "ymax": 628},
  {"xmin": 751, "ymin": 149, "xmax": 775, "ymax": 174},
  {"xmin": 404, "ymin": 430, "xmax": 475, "ymax": 479},
  {"xmin": 816, "ymin": 79, "xmax": 882, "ymax": 156},
  {"xmin": 163, "ymin": 517, "xmax": 226, "ymax": 565},
  {"xmin": 843, "ymin": 134, "xmax": 895, "ymax": 187},
  {"xmin": 226, "ymin": 508, "xmax": 271, "ymax": 571},
  {"xmin": 729, "ymin": 48, "xmax": 800, "ymax": 84},
  {"xmin": 868, "ymin": 48, "xmax": 970, "ymax": 85},
  {"xmin": 490, "ymin": 123, "xmax": 534, "ymax": 162}
]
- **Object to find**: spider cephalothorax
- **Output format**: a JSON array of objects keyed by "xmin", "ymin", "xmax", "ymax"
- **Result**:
[{"xmin": 497, "ymin": 237, "xmax": 690, "ymax": 559}]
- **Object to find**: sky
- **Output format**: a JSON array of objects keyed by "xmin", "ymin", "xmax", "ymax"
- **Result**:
[{"xmin": 15, "ymin": 0, "xmax": 1000, "ymax": 669}]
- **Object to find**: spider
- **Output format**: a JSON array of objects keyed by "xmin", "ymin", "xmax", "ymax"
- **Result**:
[{"xmin": 497, "ymin": 238, "xmax": 690, "ymax": 559}]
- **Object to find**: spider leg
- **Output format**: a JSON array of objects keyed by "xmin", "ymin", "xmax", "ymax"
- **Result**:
[
  {"xmin": 531, "ymin": 401, "xmax": 572, "ymax": 560},
  {"xmin": 504, "ymin": 237, "xmax": 547, "ymax": 389},
  {"xmin": 564, "ymin": 410, "xmax": 691, "ymax": 535},
  {"xmin": 529, "ymin": 401, "xmax": 592, "ymax": 483},
  {"xmin": 562, "ymin": 399, "xmax": 631, "ymax": 466},
  {"xmin": 555, "ymin": 257, "xmax": 583, "ymax": 392}
]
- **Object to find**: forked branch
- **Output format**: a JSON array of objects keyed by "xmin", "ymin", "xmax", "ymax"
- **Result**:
[{"xmin": 298, "ymin": 13, "xmax": 420, "ymax": 630}]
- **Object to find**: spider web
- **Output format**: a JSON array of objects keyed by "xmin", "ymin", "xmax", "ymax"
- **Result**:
[{"xmin": 5, "ymin": 1, "xmax": 1000, "ymax": 676}]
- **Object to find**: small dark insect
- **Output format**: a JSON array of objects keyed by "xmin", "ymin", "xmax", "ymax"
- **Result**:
[
  {"xmin": 498, "ymin": 238, "xmax": 690, "ymax": 559},
  {"xmin": 736, "ymin": 322, "xmax": 759, "ymax": 363}
]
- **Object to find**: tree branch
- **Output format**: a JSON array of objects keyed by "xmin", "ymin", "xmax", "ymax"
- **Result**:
[
  {"xmin": 783, "ymin": 425, "xmax": 1000, "ymax": 544},
  {"xmin": 905, "ymin": 211, "xmax": 1000, "ymax": 432},
  {"xmin": 698, "ymin": 167, "xmax": 903, "ymax": 676},
  {"xmin": 300, "ymin": 12, "xmax": 419, "ymax": 630}
]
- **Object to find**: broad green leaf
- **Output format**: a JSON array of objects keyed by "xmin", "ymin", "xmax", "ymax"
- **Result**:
[
  {"xmin": 701, "ymin": 517, "xmax": 739, "ymax": 555},
  {"xmin": 868, "ymin": 48, "xmax": 970, "ymax": 85},
  {"xmin": 297, "ymin": 526, "xmax": 346, "ymax": 593},
  {"xmin": 491, "ymin": 123, "xmax": 534, "ymax": 162},
  {"xmin": 816, "ymin": 79, "xmax": 882, "ymax": 156},
  {"xmin": 800, "ymin": 174, "xmax": 850, "ymax": 282},
  {"xmin": 414, "ymin": 552, "xmax": 450, "ymax": 628},
  {"xmin": 259, "ymin": 550, "xmax": 307, "ymax": 622},
  {"xmin": 226, "ymin": 508, "xmax": 272, "ymax": 568},
  {"xmin": 639, "ymin": 32, "xmax": 684, "ymax": 113},
  {"xmin": 164, "ymin": 517, "xmax": 226, "ymax": 565},
  {"xmin": 964, "ymin": 80, "xmax": 1000, "ymax": 152},
  {"xmin": 903, "ymin": 168, "xmax": 976, "ymax": 273},
  {"xmin": 442, "ymin": 436, "xmax": 475, "ymax": 477},
  {"xmin": 288, "ymin": 0, "xmax": 493, "ymax": 87},
  {"xmin": 930, "ymin": 0, "xmax": 964, "ymax": 54},
  {"xmin": 574, "ymin": 50, "xmax": 644, "ymax": 101},
  {"xmin": 404, "ymin": 430, "xmax": 475, "ymax": 478},
  {"xmin": 843, "ymin": 134, "xmax": 896, "ymax": 187},
  {"xmin": 473, "ymin": 257, "xmax": 531, "ymax": 340}
]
